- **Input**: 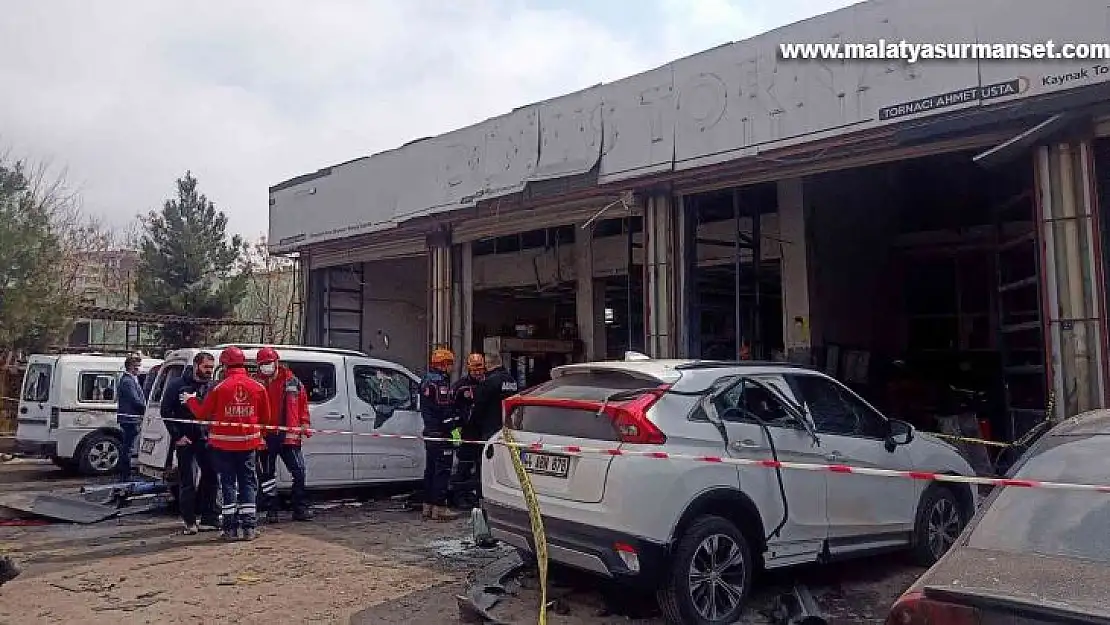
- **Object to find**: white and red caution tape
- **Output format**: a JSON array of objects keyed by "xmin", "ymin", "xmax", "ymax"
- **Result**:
[
  {"xmin": 136, "ymin": 415, "xmax": 1109, "ymax": 495},
  {"xmin": 5, "ymin": 398, "xmax": 1105, "ymax": 496}
]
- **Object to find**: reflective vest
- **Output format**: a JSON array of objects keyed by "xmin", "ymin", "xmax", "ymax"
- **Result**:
[{"xmin": 186, "ymin": 368, "xmax": 268, "ymax": 452}]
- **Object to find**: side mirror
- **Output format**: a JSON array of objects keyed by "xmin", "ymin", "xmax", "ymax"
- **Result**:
[{"xmin": 886, "ymin": 419, "xmax": 914, "ymax": 452}]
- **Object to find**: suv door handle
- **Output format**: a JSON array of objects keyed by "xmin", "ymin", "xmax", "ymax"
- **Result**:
[
  {"xmin": 825, "ymin": 451, "xmax": 843, "ymax": 461},
  {"xmin": 731, "ymin": 439, "xmax": 763, "ymax": 451},
  {"xmin": 324, "ymin": 412, "xmax": 345, "ymax": 420},
  {"xmin": 355, "ymin": 413, "xmax": 371, "ymax": 421}
]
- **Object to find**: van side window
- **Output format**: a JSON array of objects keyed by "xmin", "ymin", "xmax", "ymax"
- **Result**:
[
  {"xmin": 78, "ymin": 372, "xmax": 119, "ymax": 404},
  {"xmin": 352, "ymin": 366, "xmax": 415, "ymax": 409},
  {"xmin": 213, "ymin": 361, "xmax": 337, "ymax": 404},
  {"xmin": 285, "ymin": 361, "xmax": 337, "ymax": 404},
  {"xmin": 151, "ymin": 364, "xmax": 185, "ymax": 403},
  {"xmin": 22, "ymin": 364, "xmax": 52, "ymax": 402}
]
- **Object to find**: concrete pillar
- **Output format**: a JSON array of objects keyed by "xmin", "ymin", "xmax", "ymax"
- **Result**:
[
  {"xmin": 777, "ymin": 178, "xmax": 813, "ymax": 364},
  {"xmin": 1038, "ymin": 140, "xmax": 1108, "ymax": 417},
  {"xmin": 593, "ymin": 281, "xmax": 608, "ymax": 359},
  {"xmin": 575, "ymin": 225, "xmax": 599, "ymax": 360},
  {"xmin": 676, "ymin": 195, "xmax": 697, "ymax": 358},
  {"xmin": 644, "ymin": 192, "xmax": 678, "ymax": 358},
  {"xmin": 460, "ymin": 242, "xmax": 474, "ymax": 361},
  {"xmin": 427, "ymin": 229, "xmax": 453, "ymax": 355}
]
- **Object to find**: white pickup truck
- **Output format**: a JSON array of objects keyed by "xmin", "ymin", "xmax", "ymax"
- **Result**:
[{"xmin": 138, "ymin": 344, "xmax": 427, "ymax": 491}]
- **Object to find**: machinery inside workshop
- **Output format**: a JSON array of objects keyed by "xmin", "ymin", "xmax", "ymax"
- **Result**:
[{"xmin": 470, "ymin": 218, "xmax": 644, "ymax": 389}]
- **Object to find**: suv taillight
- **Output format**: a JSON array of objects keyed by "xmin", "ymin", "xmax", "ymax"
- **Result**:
[
  {"xmin": 49, "ymin": 407, "xmax": 59, "ymax": 430},
  {"xmin": 605, "ymin": 385, "xmax": 670, "ymax": 445},
  {"xmin": 886, "ymin": 591, "xmax": 979, "ymax": 625}
]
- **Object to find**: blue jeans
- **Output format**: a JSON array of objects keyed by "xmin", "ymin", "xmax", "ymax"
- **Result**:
[
  {"xmin": 212, "ymin": 450, "xmax": 258, "ymax": 532},
  {"xmin": 116, "ymin": 418, "xmax": 141, "ymax": 479},
  {"xmin": 258, "ymin": 435, "xmax": 308, "ymax": 514}
]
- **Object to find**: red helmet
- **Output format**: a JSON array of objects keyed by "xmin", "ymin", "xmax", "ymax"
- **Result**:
[
  {"xmin": 219, "ymin": 346, "xmax": 246, "ymax": 367},
  {"xmin": 257, "ymin": 347, "xmax": 279, "ymax": 365}
]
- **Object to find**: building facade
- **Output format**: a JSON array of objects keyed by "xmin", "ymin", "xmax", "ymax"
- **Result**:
[
  {"xmin": 68, "ymin": 250, "xmax": 155, "ymax": 349},
  {"xmin": 269, "ymin": 0, "xmax": 1110, "ymax": 442}
]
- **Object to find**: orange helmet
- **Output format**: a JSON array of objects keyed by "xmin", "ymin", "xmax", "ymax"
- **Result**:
[
  {"xmin": 466, "ymin": 353, "xmax": 486, "ymax": 376},
  {"xmin": 430, "ymin": 347, "xmax": 455, "ymax": 370}
]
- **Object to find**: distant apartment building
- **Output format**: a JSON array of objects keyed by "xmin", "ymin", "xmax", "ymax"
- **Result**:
[{"xmin": 68, "ymin": 250, "xmax": 154, "ymax": 349}]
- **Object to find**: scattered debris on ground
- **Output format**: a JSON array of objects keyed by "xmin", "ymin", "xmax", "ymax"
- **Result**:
[{"xmin": 0, "ymin": 458, "xmax": 918, "ymax": 624}]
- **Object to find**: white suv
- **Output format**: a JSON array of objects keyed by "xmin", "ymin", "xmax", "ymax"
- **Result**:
[{"xmin": 480, "ymin": 359, "xmax": 976, "ymax": 625}]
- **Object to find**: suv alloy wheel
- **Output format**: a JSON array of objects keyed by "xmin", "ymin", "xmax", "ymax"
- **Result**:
[
  {"xmin": 657, "ymin": 515, "xmax": 753, "ymax": 624},
  {"xmin": 911, "ymin": 486, "xmax": 965, "ymax": 565}
]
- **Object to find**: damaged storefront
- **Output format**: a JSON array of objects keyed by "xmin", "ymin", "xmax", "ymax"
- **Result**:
[{"xmin": 269, "ymin": 0, "xmax": 1110, "ymax": 445}]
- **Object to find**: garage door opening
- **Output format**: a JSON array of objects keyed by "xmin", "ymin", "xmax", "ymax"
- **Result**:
[
  {"xmin": 684, "ymin": 183, "xmax": 784, "ymax": 360},
  {"xmin": 472, "ymin": 226, "xmax": 577, "ymax": 388},
  {"xmin": 470, "ymin": 218, "xmax": 644, "ymax": 386},
  {"xmin": 806, "ymin": 150, "xmax": 1045, "ymax": 444}
]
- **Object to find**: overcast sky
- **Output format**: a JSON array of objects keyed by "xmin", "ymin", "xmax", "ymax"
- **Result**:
[{"xmin": 0, "ymin": 0, "xmax": 859, "ymax": 240}]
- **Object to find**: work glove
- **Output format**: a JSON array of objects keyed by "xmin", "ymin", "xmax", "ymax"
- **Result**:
[
  {"xmin": 450, "ymin": 427, "xmax": 462, "ymax": 446},
  {"xmin": 179, "ymin": 392, "xmax": 196, "ymax": 405},
  {"xmin": 301, "ymin": 425, "xmax": 313, "ymax": 439}
]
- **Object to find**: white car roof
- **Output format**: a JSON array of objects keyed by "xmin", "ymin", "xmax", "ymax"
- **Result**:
[
  {"xmin": 26, "ymin": 354, "xmax": 162, "ymax": 370},
  {"xmin": 553, "ymin": 359, "xmax": 816, "ymax": 385},
  {"xmin": 161, "ymin": 346, "xmax": 417, "ymax": 378}
]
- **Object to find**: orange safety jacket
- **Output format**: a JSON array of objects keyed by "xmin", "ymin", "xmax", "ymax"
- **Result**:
[
  {"xmin": 185, "ymin": 368, "xmax": 269, "ymax": 452},
  {"xmin": 258, "ymin": 367, "xmax": 312, "ymax": 446}
]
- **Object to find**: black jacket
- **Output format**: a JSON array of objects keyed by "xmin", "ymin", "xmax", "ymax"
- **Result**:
[
  {"xmin": 472, "ymin": 366, "xmax": 519, "ymax": 439},
  {"xmin": 452, "ymin": 375, "xmax": 482, "ymax": 433},
  {"xmin": 419, "ymin": 370, "xmax": 457, "ymax": 436},
  {"xmin": 162, "ymin": 366, "xmax": 212, "ymax": 444}
]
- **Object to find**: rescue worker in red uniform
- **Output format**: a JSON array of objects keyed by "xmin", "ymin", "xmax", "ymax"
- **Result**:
[
  {"xmin": 182, "ymin": 346, "xmax": 269, "ymax": 541},
  {"xmin": 254, "ymin": 347, "xmax": 313, "ymax": 523}
]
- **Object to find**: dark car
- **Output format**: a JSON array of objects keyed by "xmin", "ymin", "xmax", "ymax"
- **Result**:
[{"xmin": 886, "ymin": 410, "xmax": 1110, "ymax": 624}]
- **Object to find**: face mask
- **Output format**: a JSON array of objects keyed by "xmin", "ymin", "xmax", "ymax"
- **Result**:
[{"xmin": 259, "ymin": 363, "xmax": 277, "ymax": 376}]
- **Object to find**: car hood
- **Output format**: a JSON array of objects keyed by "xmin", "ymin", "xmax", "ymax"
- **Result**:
[
  {"xmin": 911, "ymin": 432, "xmax": 977, "ymax": 473},
  {"xmin": 914, "ymin": 546, "xmax": 1110, "ymax": 617}
]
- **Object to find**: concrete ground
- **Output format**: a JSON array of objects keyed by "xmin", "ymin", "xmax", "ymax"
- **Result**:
[{"xmin": 0, "ymin": 458, "xmax": 919, "ymax": 624}]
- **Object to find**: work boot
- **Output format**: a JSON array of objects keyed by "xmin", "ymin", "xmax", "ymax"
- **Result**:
[
  {"xmin": 292, "ymin": 508, "xmax": 314, "ymax": 522},
  {"xmin": 240, "ymin": 528, "xmax": 259, "ymax": 542},
  {"xmin": 431, "ymin": 506, "xmax": 460, "ymax": 522},
  {"xmin": 181, "ymin": 524, "xmax": 198, "ymax": 536},
  {"xmin": 218, "ymin": 529, "xmax": 238, "ymax": 542},
  {"xmin": 422, "ymin": 503, "xmax": 433, "ymax": 519}
]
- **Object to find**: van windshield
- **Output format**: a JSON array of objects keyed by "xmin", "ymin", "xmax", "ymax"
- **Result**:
[{"xmin": 21, "ymin": 364, "xmax": 51, "ymax": 403}]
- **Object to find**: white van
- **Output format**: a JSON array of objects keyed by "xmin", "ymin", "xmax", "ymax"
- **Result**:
[
  {"xmin": 137, "ymin": 344, "xmax": 426, "ymax": 490},
  {"xmin": 15, "ymin": 353, "xmax": 163, "ymax": 475}
]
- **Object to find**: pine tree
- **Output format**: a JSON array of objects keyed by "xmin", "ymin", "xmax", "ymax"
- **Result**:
[{"xmin": 135, "ymin": 171, "xmax": 248, "ymax": 348}]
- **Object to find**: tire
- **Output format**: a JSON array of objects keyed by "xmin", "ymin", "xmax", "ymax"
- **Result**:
[
  {"xmin": 911, "ymin": 486, "xmax": 966, "ymax": 566},
  {"xmin": 657, "ymin": 516, "xmax": 753, "ymax": 625},
  {"xmin": 77, "ymin": 432, "xmax": 122, "ymax": 476}
]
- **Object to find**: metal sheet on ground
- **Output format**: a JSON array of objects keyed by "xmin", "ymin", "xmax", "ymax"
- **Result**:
[{"xmin": 0, "ymin": 493, "xmax": 119, "ymax": 524}]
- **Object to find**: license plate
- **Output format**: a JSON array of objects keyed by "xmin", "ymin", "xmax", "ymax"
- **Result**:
[
  {"xmin": 520, "ymin": 451, "xmax": 570, "ymax": 478},
  {"xmin": 140, "ymin": 438, "xmax": 157, "ymax": 454}
]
